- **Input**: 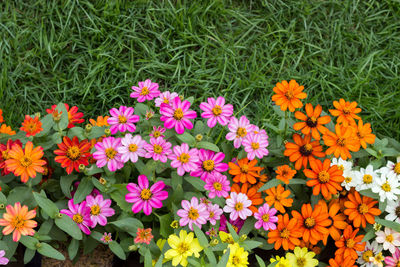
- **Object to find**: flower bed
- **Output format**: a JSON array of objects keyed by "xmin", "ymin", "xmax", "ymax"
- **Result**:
[{"xmin": 0, "ymin": 79, "xmax": 399, "ymax": 266}]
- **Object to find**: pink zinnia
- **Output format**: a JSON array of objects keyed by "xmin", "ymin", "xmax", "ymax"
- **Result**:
[
  {"xmin": 117, "ymin": 134, "xmax": 147, "ymax": 163},
  {"xmin": 225, "ymin": 116, "xmax": 253, "ymax": 148},
  {"xmin": 223, "ymin": 192, "xmax": 252, "ymax": 221},
  {"xmin": 86, "ymin": 195, "xmax": 115, "ymax": 228},
  {"xmin": 93, "ymin": 137, "xmax": 124, "ymax": 172},
  {"xmin": 125, "ymin": 175, "xmax": 168, "ymax": 215},
  {"xmin": 101, "ymin": 232, "xmax": 112, "ymax": 244},
  {"xmin": 207, "ymin": 204, "xmax": 223, "ymax": 225},
  {"xmin": 134, "ymin": 228, "xmax": 153, "ymax": 245},
  {"xmin": 60, "ymin": 199, "xmax": 91, "ymax": 235},
  {"xmin": 204, "ymin": 173, "xmax": 230, "ymax": 199},
  {"xmin": 385, "ymin": 247, "xmax": 400, "ymax": 266},
  {"xmin": 242, "ymin": 133, "xmax": 269, "ymax": 160},
  {"xmin": 199, "ymin": 97, "xmax": 233, "ymax": 128},
  {"xmin": 190, "ymin": 149, "xmax": 229, "ymax": 181},
  {"xmin": 177, "ymin": 197, "xmax": 208, "ymax": 230},
  {"xmin": 130, "ymin": 79, "xmax": 160, "ymax": 102},
  {"xmin": 254, "ymin": 203, "xmax": 278, "ymax": 231},
  {"xmin": 107, "ymin": 106, "xmax": 140, "ymax": 134},
  {"xmin": 160, "ymin": 96, "xmax": 197, "ymax": 134},
  {"xmin": 155, "ymin": 91, "xmax": 179, "ymax": 107},
  {"xmin": 169, "ymin": 143, "xmax": 199, "ymax": 176},
  {"xmin": 150, "ymin": 126, "xmax": 166, "ymax": 138},
  {"xmin": 144, "ymin": 137, "xmax": 172, "ymax": 163},
  {"xmin": 251, "ymin": 125, "xmax": 269, "ymax": 141},
  {"xmin": 0, "ymin": 250, "xmax": 9, "ymax": 265}
]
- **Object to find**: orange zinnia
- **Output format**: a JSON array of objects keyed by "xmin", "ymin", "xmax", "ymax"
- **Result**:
[
  {"xmin": 272, "ymin": 80, "xmax": 307, "ymax": 112},
  {"xmin": 5, "ymin": 141, "xmax": 46, "ymax": 183},
  {"xmin": 304, "ymin": 159, "xmax": 344, "ymax": 200},
  {"xmin": 284, "ymin": 134, "xmax": 325, "ymax": 170},
  {"xmin": 90, "ymin": 116, "xmax": 110, "ymax": 127},
  {"xmin": 0, "ymin": 124, "xmax": 16, "ymax": 135},
  {"xmin": 329, "ymin": 99, "xmax": 361, "ymax": 126},
  {"xmin": 291, "ymin": 203, "xmax": 331, "ymax": 245},
  {"xmin": 355, "ymin": 120, "xmax": 375, "ymax": 149},
  {"xmin": 20, "ymin": 115, "xmax": 43, "ymax": 137},
  {"xmin": 0, "ymin": 202, "xmax": 37, "ymax": 242},
  {"xmin": 231, "ymin": 183, "xmax": 263, "ymax": 213},
  {"xmin": 265, "ymin": 184, "xmax": 293, "ymax": 213},
  {"xmin": 293, "ymin": 103, "xmax": 331, "ymax": 140},
  {"xmin": 328, "ymin": 255, "xmax": 357, "ymax": 267},
  {"xmin": 0, "ymin": 109, "xmax": 3, "ymax": 123},
  {"xmin": 267, "ymin": 213, "xmax": 302, "ymax": 250},
  {"xmin": 343, "ymin": 191, "xmax": 381, "ymax": 228},
  {"xmin": 323, "ymin": 125, "xmax": 360, "ymax": 160},
  {"xmin": 318, "ymin": 199, "xmax": 347, "ymax": 244},
  {"xmin": 335, "ymin": 225, "xmax": 365, "ymax": 261},
  {"xmin": 228, "ymin": 158, "xmax": 263, "ymax": 184},
  {"xmin": 275, "ymin": 165, "xmax": 296, "ymax": 184}
]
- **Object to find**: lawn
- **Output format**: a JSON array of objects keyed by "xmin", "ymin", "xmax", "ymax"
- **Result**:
[{"xmin": 1, "ymin": 0, "xmax": 400, "ymax": 138}]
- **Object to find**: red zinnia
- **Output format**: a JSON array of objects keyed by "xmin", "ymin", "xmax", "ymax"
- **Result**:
[
  {"xmin": 20, "ymin": 115, "xmax": 43, "ymax": 137},
  {"xmin": 54, "ymin": 136, "xmax": 91, "ymax": 174},
  {"xmin": 0, "ymin": 139, "xmax": 22, "ymax": 175},
  {"xmin": 46, "ymin": 103, "xmax": 84, "ymax": 128}
]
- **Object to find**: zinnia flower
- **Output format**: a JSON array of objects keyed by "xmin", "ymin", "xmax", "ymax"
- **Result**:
[
  {"xmin": 385, "ymin": 247, "xmax": 400, "ymax": 267},
  {"xmin": 286, "ymin": 247, "xmax": 319, "ymax": 267},
  {"xmin": 89, "ymin": 116, "xmax": 110, "ymax": 127},
  {"xmin": 270, "ymin": 256, "xmax": 291, "ymax": 267},
  {"xmin": 356, "ymin": 241, "xmax": 382, "ymax": 267},
  {"xmin": 275, "ymin": 165, "xmax": 297, "ymax": 184},
  {"xmin": 93, "ymin": 137, "xmax": 124, "ymax": 172},
  {"xmin": 130, "ymin": 79, "xmax": 160, "ymax": 102},
  {"xmin": 228, "ymin": 158, "xmax": 263, "ymax": 184},
  {"xmin": 199, "ymin": 96, "xmax": 233, "ymax": 128},
  {"xmin": 164, "ymin": 230, "xmax": 203, "ymax": 267},
  {"xmin": 355, "ymin": 120, "xmax": 375, "ymax": 149},
  {"xmin": 323, "ymin": 125, "xmax": 360, "ymax": 160},
  {"xmin": 190, "ymin": 149, "xmax": 228, "ymax": 181},
  {"xmin": 0, "ymin": 124, "xmax": 15, "ymax": 135},
  {"xmin": 0, "ymin": 139, "xmax": 22, "ymax": 176},
  {"xmin": 254, "ymin": 203, "xmax": 278, "ymax": 231},
  {"xmin": 335, "ymin": 225, "xmax": 365, "ymax": 261},
  {"xmin": 60, "ymin": 199, "xmax": 91, "ymax": 235},
  {"xmin": 225, "ymin": 116, "xmax": 253, "ymax": 148},
  {"xmin": 5, "ymin": 141, "xmax": 46, "ymax": 183},
  {"xmin": 218, "ymin": 215, "xmax": 244, "ymax": 234},
  {"xmin": 284, "ymin": 133, "xmax": 325, "ymax": 170},
  {"xmin": 375, "ymin": 227, "xmax": 400, "ymax": 253},
  {"xmin": 293, "ymin": 103, "xmax": 331, "ymax": 140},
  {"xmin": 135, "ymin": 228, "xmax": 153, "ymax": 245},
  {"xmin": 20, "ymin": 115, "xmax": 43, "ymax": 137},
  {"xmin": 344, "ymin": 191, "xmax": 381, "ymax": 228},
  {"xmin": 0, "ymin": 250, "xmax": 9, "ymax": 265},
  {"xmin": 329, "ymin": 98, "xmax": 361, "ymax": 126},
  {"xmin": 101, "ymin": 232, "xmax": 112, "ymax": 244},
  {"xmin": 354, "ymin": 165, "xmax": 378, "ymax": 191},
  {"xmin": 125, "ymin": 175, "xmax": 168, "ymax": 215},
  {"xmin": 177, "ymin": 197, "xmax": 208, "ymax": 230},
  {"xmin": 160, "ymin": 96, "xmax": 197, "ymax": 134},
  {"xmin": 380, "ymin": 156, "xmax": 400, "ymax": 178},
  {"xmin": 265, "ymin": 184, "xmax": 293, "ymax": 213},
  {"xmin": 85, "ymin": 194, "xmax": 115, "ymax": 227},
  {"xmin": 144, "ymin": 137, "xmax": 172, "ymax": 163},
  {"xmin": 0, "ymin": 202, "xmax": 37, "ymax": 242},
  {"xmin": 242, "ymin": 133, "xmax": 269, "ymax": 160},
  {"xmin": 223, "ymin": 192, "xmax": 252, "ymax": 221},
  {"xmin": 150, "ymin": 126, "xmax": 166, "ymax": 138},
  {"xmin": 169, "ymin": 143, "xmax": 199, "ymax": 176},
  {"xmin": 0, "ymin": 109, "xmax": 3, "ymax": 123},
  {"xmin": 317, "ymin": 199, "xmax": 347, "ymax": 243},
  {"xmin": 371, "ymin": 172, "xmax": 400, "ymax": 202},
  {"xmin": 54, "ymin": 136, "xmax": 91, "ymax": 174},
  {"xmin": 206, "ymin": 204, "xmax": 223, "ymax": 225},
  {"xmin": 117, "ymin": 134, "xmax": 146, "ymax": 163},
  {"xmin": 155, "ymin": 91, "xmax": 179, "ymax": 107},
  {"xmin": 271, "ymin": 80, "xmax": 307, "ymax": 112},
  {"xmin": 204, "ymin": 173, "xmax": 230, "ymax": 199},
  {"xmin": 226, "ymin": 243, "xmax": 249, "ymax": 267},
  {"xmin": 267, "ymin": 213, "xmax": 302, "ymax": 250},
  {"xmin": 230, "ymin": 183, "xmax": 263, "ymax": 213},
  {"xmin": 107, "ymin": 106, "xmax": 140, "ymax": 134},
  {"xmin": 385, "ymin": 199, "xmax": 400, "ymax": 224},
  {"xmin": 46, "ymin": 103, "xmax": 84, "ymax": 128}
]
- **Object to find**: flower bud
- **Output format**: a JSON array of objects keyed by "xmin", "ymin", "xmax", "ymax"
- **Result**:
[
  {"xmin": 170, "ymin": 220, "xmax": 179, "ymax": 229},
  {"xmin": 373, "ymin": 223, "xmax": 382, "ymax": 232},
  {"xmin": 35, "ymin": 243, "xmax": 42, "ymax": 249},
  {"xmin": 85, "ymin": 124, "xmax": 92, "ymax": 132},
  {"xmin": 145, "ymin": 110, "xmax": 155, "ymax": 120},
  {"xmin": 210, "ymin": 239, "xmax": 219, "ymax": 246},
  {"xmin": 34, "ymin": 112, "xmax": 41, "ymax": 119},
  {"xmin": 104, "ymin": 128, "xmax": 111, "ymax": 136},
  {"xmin": 78, "ymin": 164, "xmax": 86, "ymax": 172},
  {"xmin": 195, "ymin": 134, "xmax": 203, "ymax": 142},
  {"xmin": 239, "ymin": 234, "xmax": 247, "ymax": 242},
  {"xmin": 283, "ymin": 140, "xmax": 288, "ymax": 145},
  {"xmin": 56, "ymin": 213, "xmax": 63, "ymax": 218},
  {"xmin": 0, "ymin": 204, "xmax": 5, "ymax": 209},
  {"xmin": 99, "ymin": 177, "xmax": 107, "ymax": 185},
  {"xmin": 128, "ymin": 245, "xmax": 138, "ymax": 251}
]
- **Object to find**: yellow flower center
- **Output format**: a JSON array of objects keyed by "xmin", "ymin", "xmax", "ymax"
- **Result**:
[
  {"xmin": 318, "ymin": 171, "xmax": 330, "ymax": 183},
  {"xmin": 153, "ymin": 144, "xmax": 163, "ymax": 154},
  {"xmin": 343, "ymin": 106, "xmax": 351, "ymax": 114},
  {"xmin": 382, "ymin": 181, "xmax": 391, "ymax": 192},
  {"xmin": 118, "ymin": 115, "xmax": 127, "ymax": 124},
  {"xmin": 396, "ymin": 261, "xmax": 400, "ymax": 267},
  {"xmin": 212, "ymin": 105, "xmax": 222, "ymax": 116},
  {"xmin": 11, "ymin": 216, "xmax": 25, "ymax": 229},
  {"xmin": 240, "ymin": 164, "xmax": 249, "ymax": 173},
  {"xmin": 285, "ymin": 89, "xmax": 294, "ymax": 99},
  {"xmin": 103, "ymin": 235, "xmax": 111, "ymax": 242},
  {"xmin": 177, "ymin": 242, "xmax": 190, "ymax": 254},
  {"xmin": 346, "ymin": 238, "xmax": 355, "ymax": 248},
  {"xmin": 363, "ymin": 174, "xmax": 373, "ymax": 184},
  {"xmin": 394, "ymin": 163, "xmax": 400, "ymax": 175},
  {"xmin": 67, "ymin": 146, "xmax": 81, "ymax": 160},
  {"xmin": 140, "ymin": 86, "xmax": 149, "ymax": 96},
  {"xmin": 173, "ymin": 108, "xmax": 184, "ymax": 120},
  {"xmin": 1, "ymin": 150, "xmax": 9, "ymax": 160},
  {"xmin": 213, "ymin": 182, "xmax": 222, "ymax": 191},
  {"xmin": 105, "ymin": 148, "xmax": 117, "ymax": 160},
  {"xmin": 232, "ymin": 256, "xmax": 241, "ymax": 265},
  {"xmin": 280, "ymin": 228, "xmax": 290, "ymax": 239},
  {"xmin": 72, "ymin": 213, "xmax": 84, "ymax": 224},
  {"xmin": 90, "ymin": 205, "xmax": 101, "ymax": 216},
  {"xmin": 188, "ymin": 208, "xmax": 199, "ymax": 220},
  {"xmin": 178, "ymin": 153, "xmax": 190, "ymax": 163},
  {"xmin": 362, "ymin": 250, "xmax": 373, "ymax": 262},
  {"xmin": 20, "ymin": 156, "xmax": 32, "ymax": 168},
  {"xmin": 209, "ymin": 211, "xmax": 215, "ymax": 218},
  {"xmin": 304, "ymin": 217, "xmax": 316, "ymax": 228},
  {"xmin": 163, "ymin": 97, "xmax": 169, "ymax": 104},
  {"xmin": 337, "ymin": 164, "xmax": 344, "ymax": 171},
  {"xmin": 358, "ymin": 203, "xmax": 369, "ymax": 214},
  {"xmin": 300, "ymin": 144, "xmax": 313, "ymax": 156},
  {"xmin": 153, "ymin": 131, "xmax": 161, "ymax": 137},
  {"xmin": 251, "ymin": 142, "xmax": 260, "ymax": 150},
  {"xmin": 129, "ymin": 144, "xmax": 138, "ymax": 152},
  {"xmin": 236, "ymin": 127, "xmax": 247, "ymax": 138},
  {"xmin": 140, "ymin": 189, "xmax": 152, "ymax": 200},
  {"xmin": 296, "ymin": 258, "xmax": 306, "ymax": 267},
  {"xmin": 345, "ymin": 176, "xmax": 352, "ymax": 183},
  {"xmin": 262, "ymin": 214, "xmax": 270, "ymax": 222},
  {"xmin": 203, "ymin": 160, "xmax": 215, "ymax": 172},
  {"xmin": 337, "ymin": 138, "xmax": 346, "ymax": 147},
  {"xmin": 386, "ymin": 234, "xmax": 394, "ymax": 243},
  {"xmin": 375, "ymin": 252, "xmax": 384, "ymax": 263},
  {"xmin": 234, "ymin": 202, "xmax": 244, "ymax": 211}
]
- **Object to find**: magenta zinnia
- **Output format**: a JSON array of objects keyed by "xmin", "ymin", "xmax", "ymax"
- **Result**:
[
  {"xmin": 199, "ymin": 96, "xmax": 233, "ymax": 128},
  {"xmin": 60, "ymin": 199, "xmax": 91, "ymax": 235},
  {"xmin": 254, "ymin": 203, "xmax": 278, "ymax": 231},
  {"xmin": 144, "ymin": 137, "xmax": 172, "ymax": 163},
  {"xmin": 190, "ymin": 149, "xmax": 229, "ymax": 181},
  {"xmin": 155, "ymin": 91, "xmax": 179, "ymax": 107},
  {"xmin": 130, "ymin": 79, "xmax": 160, "ymax": 102},
  {"xmin": 85, "ymin": 194, "xmax": 115, "ymax": 228},
  {"xmin": 177, "ymin": 197, "xmax": 208, "ymax": 230},
  {"xmin": 160, "ymin": 96, "xmax": 197, "ymax": 134},
  {"xmin": 125, "ymin": 175, "xmax": 168, "ymax": 215},
  {"xmin": 107, "ymin": 106, "xmax": 140, "ymax": 134},
  {"xmin": 169, "ymin": 143, "xmax": 199, "ymax": 176},
  {"xmin": 93, "ymin": 137, "xmax": 124, "ymax": 172}
]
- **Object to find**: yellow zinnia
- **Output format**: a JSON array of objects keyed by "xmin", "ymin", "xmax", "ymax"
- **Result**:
[
  {"xmin": 226, "ymin": 243, "xmax": 249, "ymax": 267},
  {"xmin": 286, "ymin": 247, "xmax": 319, "ymax": 267},
  {"xmin": 219, "ymin": 231, "xmax": 235, "ymax": 244},
  {"xmin": 164, "ymin": 230, "xmax": 203, "ymax": 267},
  {"xmin": 270, "ymin": 256, "xmax": 291, "ymax": 267}
]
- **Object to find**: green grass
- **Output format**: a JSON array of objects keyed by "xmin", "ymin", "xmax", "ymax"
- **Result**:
[{"xmin": 1, "ymin": 0, "xmax": 400, "ymax": 138}]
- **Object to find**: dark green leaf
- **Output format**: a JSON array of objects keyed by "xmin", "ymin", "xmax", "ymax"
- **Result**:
[
  {"xmin": 54, "ymin": 214, "xmax": 83, "ymax": 240},
  {"xmin": 184, "ymin": 176, "xmax": 206, "ymax": 191},
  {"xmin": 375, "ymin": 217, "xmax": 400, "ymax": 232},
  {"xmin": 37, "ymin": 243, "xmax": 65, "ymax": 260},
  {"xmin": 24, "ymin": 248, "xmax": 36, "ymax": 264},
  {"xmin": 192, "ymin": 224, "xmax": 209, "ymax": 248},
  {"xmin": 159, "ymin": 214, "xmax": 173, "ymax": 238},
  {"xmin": 35, "ymin": 114, "xmax": 54, "ymax": 137},
  {"xmin": 110, "ymin": 217, "xmax": 143, "ymax": 236},
  {"xmin": 258, "ymin": 179, "xmax": 283, "ymax": 192},
  {"xmin": 176, "ymin": 132, "xmax": 196, "ymax": 145},
  {"xmin": 60, "ymin": 174, "xmax": 78, "ymax": 198},
  {"xmin": 19, "ymin": 236, "xmax": 39, "ymax": 250},
  {"xmin": 256, "ymin": 255, "xmax": 266, "ymax": 267},
  {"xmin": 144, "ymin": 248, "xmax": 152, "ymax": 267},
  {"xmin": 196, "ymin": 141, "xmax": 220, "ymax": 152},
  {"xmin": 33, "ymin": 192, "xmax": 59, "ymax": 219},
  {"xmin": 109, "ymin": 241, "xmax": 126, "ymax": 260},
  {"xmin": 216, "ymin": 248, "xmax": 230, "ymax": 267},
  {"xmin": 73, "ymin": 177, "xmax": 93, "ymax": 204},
  {"xmin": 68, "ymin": 238, "xmax": 80, "ymax": 260}
]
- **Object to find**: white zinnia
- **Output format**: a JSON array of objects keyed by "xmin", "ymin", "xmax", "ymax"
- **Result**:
[
  {"xmin": 379, "ymin": 156, "xmax": 400, "ymax": 178},
  {"xmin": 371, "ymin": 172, "xmax": 400, "ymax": 202},
  {"xmin": 341, "ymin": 170, "xmax": 359, "ymax": 191},
  {"xmin": 356, "ymin": 241, "xmax": 382, "ymax": 267},
  {"xmin": 331, "ymin": 157, "xmax": 353, "ymax": 173},
  {"xmin": 355, "ymin": 165, "xmax": 379, "ymax": 191},
  {"xmin": 385, "ymin": 199, "xmax": 400, "ymax": 224},
  {"xmin": 375, "ymin": 227, "xmax": 400, "ymax": 253}
]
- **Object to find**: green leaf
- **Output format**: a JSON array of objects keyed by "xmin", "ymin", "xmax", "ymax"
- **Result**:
[
  {"xmin": 171, "ymin": 171, "xmax": 183, "ymax": 190},
  {"xmin": 37, "ymin": 243, "xmax": 65, "ymax": 260},
  {"xmin": 258, "ymin": 179, "xmax": 283, "ymax": 192},
  {"xmin": 242, "ymin": 240, "xmax": 262, "ymax": 250},
  {"xmin": 110, "ymin": 217, "xmax": 143, "ymax": 236},
  {"xmin": 184, "ymin": 176, "xmax": 206, "ymax": 191},
  {"xmin": 256, "ymin": 255, "xmax": 266, "ymax": 267},
  {"xmin": 267, "ymin": 262, "xmax": 278, "ymax": 267},
  {"xmin": 192, "ymin": 224, "xmax": 209, "ymax": 248},
  {"xmin": 216, "ymin": 247, "xmax": 230, "ymax": 267},
  {"xmin": 67, "ymin": 127, "xmax": 85, "ymax": 140},
  {"xmin": 54, "ymin": 214, "xmax": 83, "ymax": 240},
  {"xmin": 289, "ymin": 178, "xmax": 306, "ymax": 185},
  {"xmin": 159, "ymin": 214, "xmax": 173, "ymax": 238},
  {"xmin": 134, "ymin": 103, "xmax": 148, "ymax": 116},
  {"xmin": 239, "ymin": 218, "xmax": 256, "ymax": 236},
  {"xmin": 144, "ymin": 248, "xmax": 152, "ymax": 267},
  {"xmin": 87, "ymin": 126, "xmax": 107, "ymax": 139},
  {"xmin": 227, "ymin": 223, "xmax": 239, "ymax": 242},
  {"xmin": 35, "ymin": 114, "xmax": 54, "ymax": 137},
  {"xmin": 109, "ymin": 241, "xmax": 126, "ymax": 260},
  {"xmin": 3, "ymin": 235, "xmax": 18, "ymax": 259},
  {"xmin": 7, "ymin": 186, "xmax": 33, "ymax": 205},
  {"xmin": 73, "ymin": 177, "xmax": 93, "ymax": 204},
  {"xmin": 109, "ymin": 184, "xmax": 132, "ymax": 213},
  {"xmin": 362, "ymin": 228, "xmax": 376, "ymax": 242},
  {"xmin": 19, "ymin": 236, "xmax": 39, "ymax": 250},
  {"xmin": 54, "ymin": 103, "xmax": 69, "ymax": 131},
  {"xmin": 33, "ymin": 192, "xmax": 59, "ymax": 219},
  {"xmin": 359, "ymin": 189, "xmax": 379, "ymax": 200},
  {"xmin": 68, "ymin": 238, "xmax": 80, "ymax": 260},
  {"xmin": 60, "ymin": 174, "xmax": 77, "ymax": 198},
  {"xmin": 204, "ymin": 247, "xmax": 217, "ymax": 265},
  {"xmin": 0, "ymin": 192, "xmax": 7, "ymax": 204},
  {"xmin": 196, "ymin": 141, "xmax": 220, "ymax": 152},
  {"xmin": 52, "ymin": 132, "xmax": 63, "ymax": 145},
  {"xmin": 176, "ymin": 132, "xmax": 196, "ymax": 145},
  {"xmin": 375, "ymin": 217, "xmax": 400, "ymax": 232},
  {"xmin": 24, "ymin": 248, "xmax": 36, "ymax": 264}
]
